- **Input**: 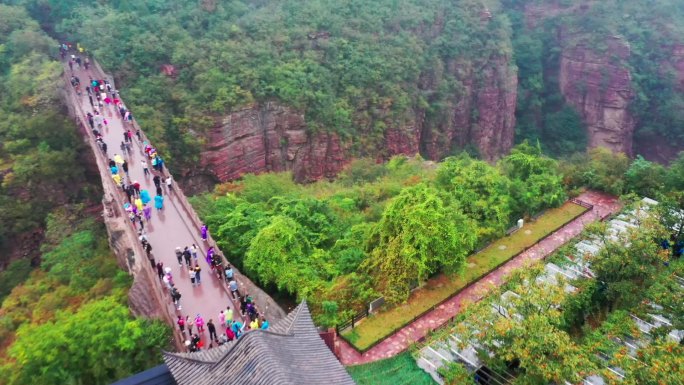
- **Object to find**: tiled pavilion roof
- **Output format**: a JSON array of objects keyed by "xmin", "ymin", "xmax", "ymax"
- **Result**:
[{"xmin": 163, "ymin": 301, "xmax": 355, "ymax": 385}]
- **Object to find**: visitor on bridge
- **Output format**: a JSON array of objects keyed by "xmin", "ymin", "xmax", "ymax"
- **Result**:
[
  {"xmin": 249, "ymin": 318, "xmax": 259, "ymax": 330},
  {"xmin": 112, "ymin": 173, "xmax": 121, "ymax": 187},
  {"xmin": 200, "ymin": 224, "xmax": 208, "ymax": 242},
  {"xmin": 140, "ymin": 189, "xmax": 151, "ymax": 205},
  {"xmin": 195, "ymin": 314, "xmax": 205, "ymax": 333},
  {"xmin": 154, "ymin": 194, "xmax": 164, "ymax": 211},
  {"xmin": 207, "ymin": 319, "xmax": 218, "ymax": 341},
  {"xmin": 191, "ymin": 244, "xmax": 198, "ymax": 263},
  {"xmin": 229, "ymin": 279, "xmax": 240, "ymax": 299},
  {"xmin": 134, "ymin": 198, "xmax": 143, "ymax": 213},
  {"xmin": 156, "ymin": 262, "xmax": 164, "ymax": 280},
  {"xmin": 183, "ymin": 247, "xmax": 192, "ymax": 268},
  {"xmin": 189, "ymin": 268, "xmax": 196, "ymax": 286},
  {"xmin": 175, "ymin": 247, "xmax": 183, "ymax": 266},
  {"xmin": 225, "ymin": 264, "xmax": 234, "ymax": 281},
  {"xmin": 114, "ymin": 153, "xmax": 124, "ymax": 165},
  {"xmin": 225, "ymin": 307, "xmax": 233, "ymax": 326},
  {"xmin": 218, "ymin": 311, "xmax": 226, "ymax": 327},
  {"xmin": 194, "ymin": 264, "xmax": 202, "ymax": 285},
  {"xmin": 165, "ymin": 175, "xmax": 173, "ymax": 191},
  {"xmin": 143, "ymin": 205, "xmax": 152, "ymax": 221},
  {"xmin": 141, "ymin": 159, "xmax": 149, "ymax": 176},
  {"xmin": 177, "ymin": 316, "xmax": 186, "ymax": 335},
  {"xmin": 206, "ymin": 246, "xmax": 214, "ymax": 266}
]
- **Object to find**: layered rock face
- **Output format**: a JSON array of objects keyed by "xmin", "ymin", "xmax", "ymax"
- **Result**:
[
  {"xmin": 201, "ymin": 102, "xmax": 349, "ymax": 183},
  {"xmin": 558, "ymin": 37, "xmax": 635, "ymax": 156},
  {"xmin": 419, "ymin": 58, "xmax": 518, "ymax": 162},
  {"xmin": 199, "ymin": 61, "xmax": 517, "ymax": 183}
]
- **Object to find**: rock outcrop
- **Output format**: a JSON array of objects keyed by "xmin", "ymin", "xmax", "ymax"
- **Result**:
[
  {"xmin": 667, "ymin": 43, "xmax": 684, "ymax": 90},
  {"xmin": 419, "ymin": 57, "xmax": 518, "ymax": 162},
  {"xmin": 558, "ymin": 37, "xmax": 635, "ymax": 156},
  {"xmin": 198, "ymin": 59, "xmax": 517, "ymax": 183},
  {"xmin": 200, "ymin": 103, "xmax": 349, "ymax": 183}
]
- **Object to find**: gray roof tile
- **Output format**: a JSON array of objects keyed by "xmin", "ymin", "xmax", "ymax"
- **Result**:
[{"xmin": 163, "ymin": 302, "xmax": 355, "ymax": 385}]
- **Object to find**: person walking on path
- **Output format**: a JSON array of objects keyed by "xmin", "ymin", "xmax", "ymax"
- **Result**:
[
  {"xmin": 154, "ymin": 194, "xmax": 164, "ymax": 211},
  {"xmin": 143, "ymin": 241, "xmax": 153, "ymax": 267},
  {"xmin": 218, "ymin": 311, "xmax": 226, "ymax": 328},
  {"xmin": 165, "ymin": 175, "xmax": 173, "ymax": 192},
  {"xmin": 143, "ymin": 205, "xmax": 152, "ymax": 221},
  {"xmin": 194, "ymin": 264, "xmax": 202, "ymax": 285},
  {"xmin": 171, "ymin": 286, "xmax": 182, "ymax": 310},
  {"xmin": 122, "ymin": 160, "xmax": 129, "ymax": 176},
  {"xmin": 140, "ymin": 189, "xmax": 151, "ymax": 205},
  {"xmin": 134, "ymin": 197, "xmax": 143, "ymax": 213},
  {"xmin": 249, "ymin": 318, "xmax": 259, "ymax": 330},
  {"xmin": 156, "ymin": 262, "xmax": 164, "ymax": 280},
  {"xmin": 175, "ymin": 247, "xmax": 183, "ymax": 266},
  {"xmin": 229, "ymin": 279, "xmax": 240, "ymax": 299},
  {"xmin": 183, "ymin": 247, "xmax": 192, "ymax": 268},
  {"xmin": 207, "ymin": 319, "xmax": 217, "ymax": 341},
  {"xmin": 141, "ymin": 159, "xmax": 149, "ymax": 176},
  {"xmin": 225, "ymin": 307, "xmax": 233, "ymax": 327},
  {"xmin": 195, "ymin": 314, "xmax": 205, "ymax": 333},
  {"xmin": 156, "ymin": 185, "xmax": 163, "ymax": 197},
  {"xmin": 200, "ymin": 224, "xmax": 208, "ymax": 242},
  {"xmin": 189, "ymin": 268, "xmax": 196, "ymax": 286},
  {"xmin": 225, "ymin": 264, "xmax": 234, "ymax": 282},
  {"xmin": 191, "ymin": 244, "xmax": 199, "ymax": 263},
  {"xmin": 177, "ymin": 315, "xmax": 186, "ymax": 335},
  {"xmin": 185, "ymin": 315, "xmax": 193, "ymax": 335},
  {"xmin": 206, "ymin": 246, "xmax": 214, "ymax": 266},
  {"xmin": 153, "ymin": 174, "xmax": 161, "ymax": 188}
]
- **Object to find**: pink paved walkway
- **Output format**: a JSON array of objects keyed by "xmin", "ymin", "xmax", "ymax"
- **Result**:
[
  {"xmin": 65, "ymin": 62, "xmax": 244, "ymax": 348},
  {"xmin": 338, "ymin": 191, "xmax": 621, "ymax": 365}
]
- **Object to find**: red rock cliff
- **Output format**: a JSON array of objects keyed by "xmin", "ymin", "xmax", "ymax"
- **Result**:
[
  {"xmin": 418, "ymin": 57, "xmax": 517, "ymax": 162},
  {"xmin": 558, "ymin": 37, "xmax": 635, "ymax": 156},
  {"xmin": 200, "ymin": 102, "xmax": 349, "ymax": 183},
  {"xmin": 198, "ymin": 60, "xmax": 516, "ymax": 184}
]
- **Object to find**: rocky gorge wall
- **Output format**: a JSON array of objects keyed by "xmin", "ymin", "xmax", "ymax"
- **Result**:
[
  {"xmin": 524, "ymin": 2, "xmax": 684, "ymax": 160},
  {"xmin": 196, "ymin": 52, "xmax": 517, "ymax": 185},
  {"xmin": 558, "ymin": 36, "xmax": 635, "ymax": 156}
]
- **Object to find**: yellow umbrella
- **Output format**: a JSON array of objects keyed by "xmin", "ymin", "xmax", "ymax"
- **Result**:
[
  {"xmin": 135, "ymin": 198, "xmax": 143, "ymax": 212},
  {"xmin": 114, "ymin": 154, "xmax": 125, "ymax": 165}
]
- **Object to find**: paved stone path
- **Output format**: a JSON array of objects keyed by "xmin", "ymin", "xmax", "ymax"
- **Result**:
[
  {"xmin": 339, "ymin": 191, "xmax": 621, "ymax": 365},
  {"xmin": 64, "ymin": 62, "xmax": 248, "ymax": 348}
]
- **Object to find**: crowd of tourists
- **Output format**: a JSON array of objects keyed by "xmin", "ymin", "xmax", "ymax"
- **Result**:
[{"xmin": 64, "ymin": 43, "xmax": 265, "ymax": 352}]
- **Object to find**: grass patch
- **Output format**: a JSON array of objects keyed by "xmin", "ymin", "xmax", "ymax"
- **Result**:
[
  {"xmin": 347, "ymin": 351, "xmax": 436, "ymax": 385},
  {"xmin": 342, "ymin": 201, "xmax": 588, "ymax": 351}
]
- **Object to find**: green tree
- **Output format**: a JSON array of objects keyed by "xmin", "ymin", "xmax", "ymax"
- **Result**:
[
  {"xmin": 664, "ymin": 152, "xmax": 684, "ymax": 192},
  {"xmin": 500, "ymin": 141, "xmax": 566, "ymax": 217},
  {"xmin": 363, "ymin": 183, "xmax": 477, "ymax": 303},
  {"xmin": 560, "ymin": 148, "xmax": 630, "ymax": 195},
  {"xmin": 624, "ymin": 155, "xmax": 666, "ymax": 197},
  {"xmin": 436, "ymin": 155, "xmax": 511, "ymax": 241},
  {"xmin": 589, "ymin": 209, "xmax": 670, "ymax": 310},
  {"xmin": 244, "ymin": 215, "xmax": 316, "ymax": 294},
  {"xmin": 1, "ymin": 297, "xmax": 170, "ymax": 385}
]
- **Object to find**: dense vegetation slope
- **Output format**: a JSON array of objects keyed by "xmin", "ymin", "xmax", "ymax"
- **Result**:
[
  {"xmin": 0, "ymin": 5, "xmax": 172, "ymax": 384},
  {"xmin": 10, "ymin": 0, "xmax": 517, "ymax": 169},
  {"xmin": 0, "ymin": 3, "xmax": 90, "ymax": 271},
  {"xmin": 505, "ymin": 0, "xmax": 684, "ymax": 156}
]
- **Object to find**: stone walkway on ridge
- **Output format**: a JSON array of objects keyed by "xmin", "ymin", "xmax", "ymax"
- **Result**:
[
  {"xmin": 64, "ymin": 60, "xmax": 264, "ymax": 349},
  {"xmin": 339, "ymin": 190, "xmax": 621, "ymax": 365}
]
